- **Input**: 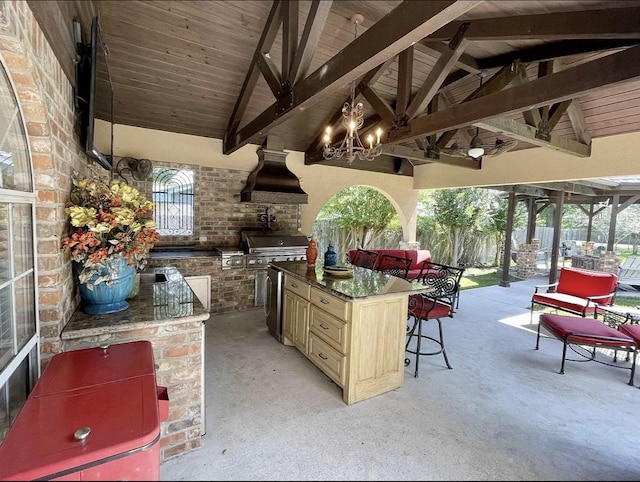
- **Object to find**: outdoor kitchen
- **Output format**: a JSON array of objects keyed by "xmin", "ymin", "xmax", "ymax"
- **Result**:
[{"xmin": 144, "ymin": 145, "xmax": 310, "ymax": 314}]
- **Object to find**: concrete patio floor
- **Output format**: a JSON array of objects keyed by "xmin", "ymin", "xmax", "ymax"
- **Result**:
[{"xmin": 160, "ymin": 275, "xmax": 640, "ymax": 481}]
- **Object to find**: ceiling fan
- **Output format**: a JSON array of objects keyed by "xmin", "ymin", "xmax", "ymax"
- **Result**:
[{"xmin": 438, "ymin": 135, "xmax": 519, "ymax": 160}]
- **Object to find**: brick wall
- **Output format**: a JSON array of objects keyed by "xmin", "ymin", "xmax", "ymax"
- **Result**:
[
  {"xmin": 126, "ymin": 160, "xmax": 301, "ymax": 248},
  {"xmin": 0, "ymin": 2, "xmax": 101, "ymax": 367},
  {"xmin": 130, "ymin": 159, "xmax": 302, "ymax": 314},
  {"xmin": 60, "ymin": 318, "xmax": 205, "ymax": 461}
]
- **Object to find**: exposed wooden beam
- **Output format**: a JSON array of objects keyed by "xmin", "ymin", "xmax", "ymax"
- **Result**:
[
  {"xmin": 417, "ymin": 40, "xmax": 480, "ymax": 74},
  {"xmin": 305, "ymin": 154, "xmax": 414, "ymax": 176},
  {"xmin": 381, "ymin": 144, "xmax": 482, "ymax": 170},
  {"xmin": 427, "ymin": 7, "xmax": 640, "ymax": 41},
  {"xmin": 390, "ymin": 45, "xmax": 640, "ymax": 146},
  {"xmin": 512, "ymin": 68, "xmax": 541, "ymax": 127},
  {"xmin": 288, "ymin": 0, "xmax": 333, "ymax": 85},
  {"xmin": 476, "ymin": 117, "xmax": 591, "ymax": 157},
  {"xmin": 362, "ymin": 85, "xmax": 395, "ymax": 125},
  {"xmin": 527, "ymin": 182, "xmax": 599, "ymax": 196},
  {"xmin": 404, "ymin": 23, "xmax": 470, "ymax": 120},
  {"xmin": 396, "ymin": 46, "xmax": 414, "ymax": 119},
  {"xmin": 225, "ymin": 0, "xmax": 482, "ymax": 154},
  {"xmin": 224, "ymin": 0, "xmax": 282, "ymax": 139},
  {"xmin": 478, "ymin": 39, "xmax": 640, "ymax": 71},
  {"xmin": 282, "ymin": 1, "xmax": 298, "ymax": 82},
  {"xmin": 553, "ymin": 58, "xmax": 591, "ymax": 144},
  {"xmin": 256, "ymin": 52, "xmax": 282, "ymax": 97},
  {"xmin": 547, "ymin": 100, "xmax": 571, "ymax": 130},
  {"xmin": 435, "ymin": 60, "xmax": 525, "ymax": 149}
]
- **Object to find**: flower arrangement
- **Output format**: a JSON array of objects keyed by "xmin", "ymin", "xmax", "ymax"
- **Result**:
[{"xmin": 61, "ymin": 178, "xmax": 160, "ymax": 288}]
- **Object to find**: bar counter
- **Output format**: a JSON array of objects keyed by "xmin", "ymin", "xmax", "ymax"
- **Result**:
[{"xmin": 270, "ymin": 261, "xmax": 429, "ymax": 300}]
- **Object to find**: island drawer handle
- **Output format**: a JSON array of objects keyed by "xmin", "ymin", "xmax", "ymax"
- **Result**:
[
  {"xmin": 320, "ymin": 299, "xmax": 330, "ymax": 304},
  {"xmin": 318, "ymin": 353, "xmax": 328, "ymax": 360},
  {"xmin": 319, "ymin": 324, "xmax": 329, "ymax": 330},
  {"xmin": 291, "ymin": 283, "xmax": 298, "ymax": 288}
]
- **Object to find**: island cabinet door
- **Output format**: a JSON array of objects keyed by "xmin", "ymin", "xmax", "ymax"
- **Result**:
[
  {"xmin": 283, "ymin": 290, "xmax": 310, "ymax": 354},
  {"xmin": 345, "ymin": 295, "xmax": 408, "ymax": 405}
]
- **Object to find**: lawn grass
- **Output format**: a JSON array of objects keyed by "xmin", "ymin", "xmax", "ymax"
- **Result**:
[{"xmin": 459, "ymin": 267, "xmax": 501, "ymax": 290}]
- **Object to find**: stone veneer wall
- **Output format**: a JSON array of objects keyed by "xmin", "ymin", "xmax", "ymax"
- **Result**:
[{"xmin": 0, "ymin": 2, "xmax": 101, "ymax": 368}]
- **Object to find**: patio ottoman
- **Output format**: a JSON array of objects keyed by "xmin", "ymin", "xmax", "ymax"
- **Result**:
[{"xmin": 535, "ymin": 313, "xmax": 637, "ymax": 385}]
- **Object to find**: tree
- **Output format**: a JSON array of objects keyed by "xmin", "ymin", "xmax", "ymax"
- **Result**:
[
  {"xmin": 485, "ymin": 194, "xmax": 526, "ymax": 266},
  {"xmin": 429, "ymin": 188, "xmax": 489, "ymax": 266},
  {"xmin": 315, "ymin": 186, "xmax": 398, "ymax": 253}
]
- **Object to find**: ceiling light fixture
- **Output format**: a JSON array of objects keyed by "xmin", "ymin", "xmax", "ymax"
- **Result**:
[{"xmin": 322, "ymin": 14, "xmax": 383, "ymax": 164}]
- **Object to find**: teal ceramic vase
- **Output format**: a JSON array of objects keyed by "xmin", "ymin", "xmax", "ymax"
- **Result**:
[{"xmin": 78, "ymin": 257, "xmax": 136, "ymax": 315}]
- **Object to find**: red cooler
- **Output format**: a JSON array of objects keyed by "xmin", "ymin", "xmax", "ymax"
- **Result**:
[{"xmin": 0, "ymin": 341, "xmax": 164, "ymax": 481}]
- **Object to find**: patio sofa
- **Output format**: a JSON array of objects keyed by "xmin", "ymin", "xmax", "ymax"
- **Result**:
[
  {"xmin": 530, "ymin": 267, "xmax": 618, "ymax": 319},
  {"xmin": 347, "ymin": 249, "xmax": 432, "ymax": 280}
]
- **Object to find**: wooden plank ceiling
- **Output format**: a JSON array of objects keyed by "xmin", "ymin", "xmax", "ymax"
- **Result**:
[{"xmin": 29, "ymin": 0, "xmax": 640, "ymax": 178}]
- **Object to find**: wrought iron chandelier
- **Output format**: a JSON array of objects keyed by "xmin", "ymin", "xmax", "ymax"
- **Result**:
[{"xmin": 322, "ymin": 14, "xmax": 383, "ymax": 164}]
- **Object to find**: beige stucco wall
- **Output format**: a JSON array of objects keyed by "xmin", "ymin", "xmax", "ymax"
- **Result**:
[
  {"xmin": 412, "ymin": 131, "xmax": 640, "ymax": 189},
  {"xmin": 111, "ymin": 124, "xmax": 419, "ymax": 243},
  {"xmin": 108, "ymin": 124, "xmax": 640, "ymax": 246}
]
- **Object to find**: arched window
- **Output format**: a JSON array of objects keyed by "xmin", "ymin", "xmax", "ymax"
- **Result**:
[
  {"xmin": 0, "ymin": 60, "xmax": 39, "ymax": 443},
  {"xmin": 152, "ymin": 168, "xmax": 194, "ymax": 236}
]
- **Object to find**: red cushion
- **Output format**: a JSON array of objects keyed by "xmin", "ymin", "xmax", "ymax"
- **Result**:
[
  {"xmin": 348, "ymin": 249, "xmax": 432, "ymax": 271},
  {"xmin": 557, "ymin": 267, "xmax": 617, "ymax": 304},
  {"xmin": 408, "ymin": 295, "xmax": 452, "ymax": 319},
  {"xmin": 540, "ymin": 314, "xmax": 634, "ymax": 348},
  {"xmin": 532, "ymin": 292, "xmax": 600, "ymax": 316},
  {"xmin": 619, "ymin": 324, "xmax": 640, "ymax": 344}
]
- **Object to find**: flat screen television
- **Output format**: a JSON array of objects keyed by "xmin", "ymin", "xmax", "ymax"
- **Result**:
[{"xmin": 75, "ymin": 17, "xmax": 113, "ymax": 171}]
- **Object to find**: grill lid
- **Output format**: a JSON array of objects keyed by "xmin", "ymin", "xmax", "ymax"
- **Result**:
[{"xmin": 242, "ymin": 232, "xmax": 309, "ymax": 253}]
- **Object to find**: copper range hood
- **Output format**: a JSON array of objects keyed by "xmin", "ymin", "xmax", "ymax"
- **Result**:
[{"xmin": 241, "ymin": 143, "xmax": 308, "ymax": 204}]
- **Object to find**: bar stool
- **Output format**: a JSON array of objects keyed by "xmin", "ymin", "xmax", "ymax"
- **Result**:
[
  {"xmin": 375, "ymin": 253, "xmax": 412, "ymax": 279},
  {"xmin": 405, "ymin": 262, "xmax": 465, "ymax": 377},
  {"xmin": 351, "ymin": 249, "xmax": 379, "ymax": 269}
]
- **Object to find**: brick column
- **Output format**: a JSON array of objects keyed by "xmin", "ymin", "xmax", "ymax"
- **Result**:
[
  {"xmin": 516, "ymin": 239, "xmax": 540, "ymax": 279},
  {"xmin": 600, "ymin": 251, "xmax": 620, "ymax": 274}
]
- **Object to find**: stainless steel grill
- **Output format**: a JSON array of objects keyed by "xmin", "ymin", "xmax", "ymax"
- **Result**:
[{"xmin": 242, "ymin": 232, "xmax": 308, "ymax": 270}]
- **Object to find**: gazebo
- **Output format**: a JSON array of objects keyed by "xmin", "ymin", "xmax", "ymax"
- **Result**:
[{"xmin": 494, "ymin": 176, "xmax": 640, "ymax": 286}]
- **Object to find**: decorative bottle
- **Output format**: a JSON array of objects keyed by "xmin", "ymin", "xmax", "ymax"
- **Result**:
[
  {"xmin": 324, "ymin": 243, "xmax": 338, "ymax": 267},
  {"xmin": 306, "ymin": 237, "xmax": 318, "ymax": 267}
]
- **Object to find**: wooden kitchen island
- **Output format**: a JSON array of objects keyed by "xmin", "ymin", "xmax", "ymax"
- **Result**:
[{"xmin": 270, "ymin": 261, "xmax": 429, "ymax": 405}]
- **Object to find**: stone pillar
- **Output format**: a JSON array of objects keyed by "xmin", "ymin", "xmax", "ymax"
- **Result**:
[
  {"xmin": 399, "ymin": 241, "xmax": 420, "ymax": 249},
  {"xmin": 582, "ymin": 241, "xmax": 595, "ymax": 256},
  {"xmin": 516, "ymin": 239, "xmax": 540, "ymax": 279},
  {"xmin": 600, "ymin": 251, "xmax": 620, "ymax": 274}
]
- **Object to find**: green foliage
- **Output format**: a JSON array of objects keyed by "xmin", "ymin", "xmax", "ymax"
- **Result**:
[{"xmin": 315, "ymin": 186, "xmax": 398, "ymax": 252}]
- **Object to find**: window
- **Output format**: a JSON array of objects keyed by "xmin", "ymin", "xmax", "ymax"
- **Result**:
[
  {"xmin": 152, "ymin": 168, "xmax": 194, "ymax": 236},
  {"xmin": 0, "ymin": 61, "xmax": 39, "ymax": 443}
]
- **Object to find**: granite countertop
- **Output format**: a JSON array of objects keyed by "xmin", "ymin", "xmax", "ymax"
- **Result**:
[
  {"xmin": 270, "ymin": 261, "xmax": 430, "ymax": 300},
  {"xmin": 62, "ymin": 267, "xmax": 210, "ymax": 340}
]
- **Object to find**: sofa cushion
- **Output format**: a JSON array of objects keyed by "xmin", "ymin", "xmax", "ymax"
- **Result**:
[
  {"xmin": 532, "ymin": 292, "xmax": 600, "ymax": 317},
  {"xmin": 557, "ymin": 267, "xmax": 617, "ymax": 304}
]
